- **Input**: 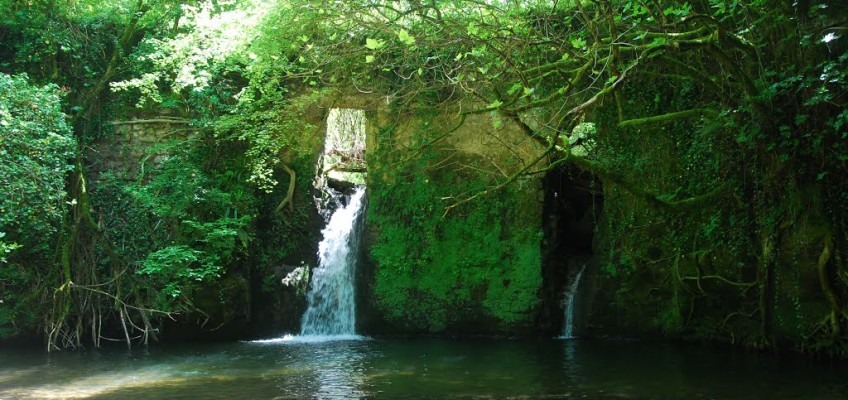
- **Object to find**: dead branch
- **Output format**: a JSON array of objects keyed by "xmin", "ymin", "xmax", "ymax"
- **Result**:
[{"xmin": 274, "ymin": 164, "xmax": 297, "ymax": 213}]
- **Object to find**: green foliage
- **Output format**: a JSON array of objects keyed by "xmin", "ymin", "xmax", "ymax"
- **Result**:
[
  {"xmin": 139, "ymin": 245, "xmax": 211, "ymax": 298},
  {"xmin": 106, "ymin": 1, "xmax": 326, "ymax": 195},
  {"xmin": 0, "ymin": 73, "xmax": 76, "ymax": 258},
  {"xmin": 85, "ymin": 0, "xmax": 329, "ymax": 329},
  {"xmin": 214, "ymin": 90, "xmax": 322, "ymax": 192},
  {"xmin": 110, "ymin": 1, "xmax": 269, "ymax": 109},
  {"xmin": 107, "ymin": 140, "xmax": 254, "ymax": 311},
  {"xmin": 0, "ymin": 72, "xmax": 76, "ymax": 338},
  {"xmin": 0, "ymin": 232, "xmax": 20, "ymax": 264},
  {"xmin": 135, "ymin": 215, "xmax": 248, "ymax": 305},
  {"xmin": 582, "ymin": 0, "xmax": 848, "ymax": 353}
]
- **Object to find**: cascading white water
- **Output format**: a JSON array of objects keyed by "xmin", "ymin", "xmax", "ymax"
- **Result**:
[
  {"xmin": 300, "ymin": 187, "xmax": 366, "ymax": 337},
  {"xmin": 561, "ymin": 265, "xmax": 586, "ymax": 339}
]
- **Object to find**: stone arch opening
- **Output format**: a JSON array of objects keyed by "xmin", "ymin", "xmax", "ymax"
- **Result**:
[{"xmin": 319, "ymin": 108, "xmax": 367, "ymax": 192}]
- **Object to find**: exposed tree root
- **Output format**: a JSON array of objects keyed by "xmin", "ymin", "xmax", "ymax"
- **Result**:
[
  {"xmin": 46, "ymin": 163, "xmax": 171, "ymax": 351},
  {"xmin": 817, "ymin": 232, "xmax": 842, "ymax": 336}
]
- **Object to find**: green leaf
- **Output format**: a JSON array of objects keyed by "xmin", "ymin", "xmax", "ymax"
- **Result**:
[
  {"xmin": 397, "ymin": 29, "xmax": 415, "ymax": 46},
  {"xmin": 570, "ymin": 38, "xmax": 587, "ymax": 49},
  {"xmin": 487, "ymin": 99, "xmax": 503, "ymax": 109},
  {"xmin": 507, "ymin": 82, "xmax": 522, "ymax": 95},
  {"xmin": 365, "ymin": 55, "xmax": 375, "ymax": 63},
  {"xmin": 365, "ymin": 38, "xmax": 385, "ymax": 50}
]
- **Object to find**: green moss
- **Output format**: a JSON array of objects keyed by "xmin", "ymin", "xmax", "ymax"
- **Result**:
[{"xmin": 368, "ymin": 150, "xmax": 542, "ymax": 332}]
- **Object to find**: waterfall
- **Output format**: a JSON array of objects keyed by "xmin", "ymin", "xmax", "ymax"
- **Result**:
[
  {"xmin": 300, "ymin": 187, "xmax": 366, "ymax": 337},
  {"xmin": 561, "ymin": 264, "xmax": 586, "ymax": 339}
]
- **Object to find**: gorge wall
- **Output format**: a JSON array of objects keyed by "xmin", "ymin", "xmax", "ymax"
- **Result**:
[{"xmin": 93, "ymin": 89, "xmax": 847, "ymax": 356}]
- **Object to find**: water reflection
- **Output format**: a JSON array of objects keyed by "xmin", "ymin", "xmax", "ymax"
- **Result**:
[
  {"xmin": 258, "ymin": 339, "xmax": 370, "ymax": 399},
  {"xmin": 559, "ymin": 337, "xmax": 582, "ymax": 394},
  {"xmin": 312, "ymin": 342, "xmax": 368, "ymax": 399}
]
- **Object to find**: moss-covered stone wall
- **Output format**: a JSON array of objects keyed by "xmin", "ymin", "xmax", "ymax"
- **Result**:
[
  {"xmin": 581, "ymin": 78, "xmax": 847, "ymax": 356},
  {"xmin": 86, "ymin": 107, "xmax": 328, "ymax": 339},
  {"xmin": 360, "ymin": 104, "xmax": 547, "ymax": 334}
]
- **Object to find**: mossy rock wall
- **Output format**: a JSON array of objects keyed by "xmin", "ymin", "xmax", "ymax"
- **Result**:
[
  {"xmin": 581, "ymin": 79, "xmax": 845, "ymax": 355},
  {"xmin": 589, "ymin": 182, "xmax": 834, "ymax": 347},
  {"xmin": 360, "ymin": 104, "xmax": 546, "ymax": 334}
]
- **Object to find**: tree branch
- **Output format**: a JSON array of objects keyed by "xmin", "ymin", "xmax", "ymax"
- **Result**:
[{"xmin": 619, "ymin": 108, "xmax": 717, "ymax": 128}]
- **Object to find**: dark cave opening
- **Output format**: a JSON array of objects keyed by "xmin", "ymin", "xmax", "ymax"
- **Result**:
[{"xmin": 539, "ymin": 164, "xmax": 602, "ymax": 336}]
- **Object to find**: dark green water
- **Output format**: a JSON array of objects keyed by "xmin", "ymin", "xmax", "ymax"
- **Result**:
[{"xmin": 0, "ymin": 337, "xmax": 845, "ymax": 399}]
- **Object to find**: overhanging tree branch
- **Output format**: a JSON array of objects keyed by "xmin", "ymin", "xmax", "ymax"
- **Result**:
[{"xmin": 619, "ymin": 108, "xmax": 718, "ymax": 127}]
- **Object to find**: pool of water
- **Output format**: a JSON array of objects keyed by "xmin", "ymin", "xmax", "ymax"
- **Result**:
[{"xmin": 1, "ymin": 337, "xmax": 845, "ymax": 399}]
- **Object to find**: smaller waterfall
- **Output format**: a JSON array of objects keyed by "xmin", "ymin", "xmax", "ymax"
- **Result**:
[
  {"xmin": 561, "ymin": 265, "xmax": 586, "ymax": 339},
  {"xmin": 300, "ymin": 187, "xmax": 366, "ymax": 337}
]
